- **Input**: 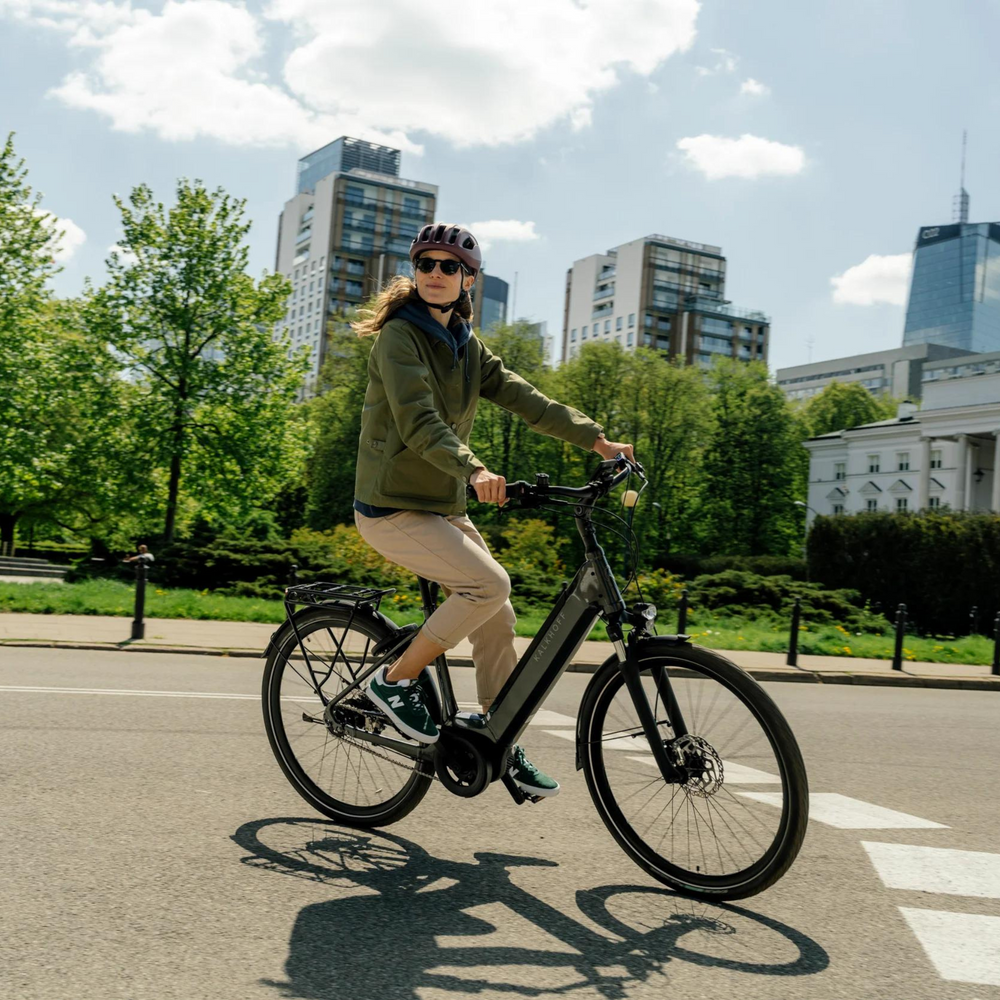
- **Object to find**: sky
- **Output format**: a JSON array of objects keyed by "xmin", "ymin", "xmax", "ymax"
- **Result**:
[{"xmin": 2, "ymin": 0, "xmax": 999, "ymax": 372}]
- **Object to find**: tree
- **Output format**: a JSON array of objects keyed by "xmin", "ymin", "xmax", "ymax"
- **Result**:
[
  {"xmin": 0, "ymin": 133, "xmax": 138, "ymax": 553},
  {"xmin": 615, "ymin": 348, "xmax": 712, "ymax": 561},
  {"xmin": 304, "ymin": 316, "xmax": 374, "ymax": 530},
  {"xmin": 84, "ymin": 179, "xmax": 310, "ymax": 543},
  {"xmin": 800, "ymin": 381, "xmax": 898, "ymax": 437},
  {"xmin": 696, "ymin": 358, "xmax": 804, "ymax": 556}
]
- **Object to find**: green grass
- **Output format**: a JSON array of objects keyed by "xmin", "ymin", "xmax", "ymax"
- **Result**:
[{"xmin": 0, "ymin": 578, "xmax": 994, "ymax": 666}]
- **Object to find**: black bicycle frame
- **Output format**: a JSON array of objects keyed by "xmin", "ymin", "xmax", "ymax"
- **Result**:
[{"xmin": 321, "ymin": 491, "xmax": 691, "ymax": 784}]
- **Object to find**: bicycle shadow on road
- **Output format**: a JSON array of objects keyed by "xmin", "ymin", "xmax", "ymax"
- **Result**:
[{"xmin": 232, "ymin": 817, "xmax": 828, "ymax": 1000}]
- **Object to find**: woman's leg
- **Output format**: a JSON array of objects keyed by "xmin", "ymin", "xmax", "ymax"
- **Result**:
[
  {"xmin": 438, "ymin": 515, "xmax": 518, "ymax": 713},
  {"xmin": 354, "ymin": 509, "xmax": 511, "ymax": 684}
]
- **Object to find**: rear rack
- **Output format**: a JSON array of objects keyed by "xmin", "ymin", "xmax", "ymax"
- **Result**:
[{"xmin": 284, "ymin": 582, "xmax": 396, "ymax": 611}]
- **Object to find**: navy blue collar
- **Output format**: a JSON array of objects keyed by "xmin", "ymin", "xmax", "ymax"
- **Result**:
[{"xmin": 390, "ymin": 295, "xmax": 473, "ymax": 381}]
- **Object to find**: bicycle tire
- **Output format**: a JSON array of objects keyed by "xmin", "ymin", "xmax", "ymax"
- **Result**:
[
  {"xmin": 579, "ymin": 640, "xmax": 808, "ymax": 900},
  {"xmin": 262, "ymin": 605, "xmax": 432, "ymax": 827}
]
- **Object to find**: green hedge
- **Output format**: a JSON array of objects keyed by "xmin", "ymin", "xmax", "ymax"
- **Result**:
[
  {"xmin": 685, "ymin": 569, "xmax": 890, "ymax": 633},
  {"xmin": 807, "ymin": 510, "xmax": 1000, "ymax": 635},
  {"xmin": 656, "ymin": 553, "xmax": 808, "ymax": 580}
]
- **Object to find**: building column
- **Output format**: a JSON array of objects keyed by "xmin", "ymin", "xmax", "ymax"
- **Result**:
[
  {"xmin": 992, "ymin": 433, "xmax": 1000, "ymax": 513},
  {"xmin": 917, "ymin": 437, "xmax": 932, "ymax": 510},
  {"xmin": 953, "ymin": 434, "xmax": 968, "ymax": 511}
]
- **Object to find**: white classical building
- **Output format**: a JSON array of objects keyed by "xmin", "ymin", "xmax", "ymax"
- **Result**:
[{"xmin": 804, "ymin": 361, "xmax": 1000, "ymax": 522}]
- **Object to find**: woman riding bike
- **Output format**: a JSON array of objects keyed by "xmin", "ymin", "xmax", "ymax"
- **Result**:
[{"xmin": 352, "ymin": 222, "xmax": 635, "ymax": 800}]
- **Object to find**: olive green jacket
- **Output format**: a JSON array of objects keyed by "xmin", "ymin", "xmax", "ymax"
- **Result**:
[{"xmin": 354, "ymin": 317, "xmax": 604, "ymax": 515}]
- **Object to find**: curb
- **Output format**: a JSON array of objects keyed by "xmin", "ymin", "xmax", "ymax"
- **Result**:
[{"xmin": 3, "ymin": 638, "xmax": 998, "ymax": 691}]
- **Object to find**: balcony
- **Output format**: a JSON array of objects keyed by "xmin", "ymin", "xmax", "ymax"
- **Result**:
[
  {"xmin": 592, "ymin": 302, "xmax": 614, "ymax": 319},
  {"xmin": 343, "ymin": 195, "xmax": 379, "ymax": 209},
  {"xmin": 295, "ymin": 227, "xmax": 311, "ymax": 245},
  {"xmin": 593, "ymin": 283, "xmax": 615, "ymax": 301}
]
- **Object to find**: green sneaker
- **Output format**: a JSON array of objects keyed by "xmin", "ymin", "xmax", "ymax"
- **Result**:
[
  {"xmin": 365, "ymin": 664, "xmax": 439, "ymax": 744},
  {"xmin": 508, "ymin": 745, "xmax": 560, "ymax": 798}
]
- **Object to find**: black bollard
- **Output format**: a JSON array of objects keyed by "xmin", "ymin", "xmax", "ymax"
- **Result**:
[
  {"xmin": 131, "ymin": 559, "xmax": 148, "ymax": 640},
  {"xmin": 992, "ymin": 613, "xmax": 1000, "ymax": 677},
  {"xmin": 288, "ymin": 563, "xmax": 299, "ymax": 587},
  {"xmin": 787, "ymin": 597, "xmax": 801, "ymax": 667},
  {"xmin": 677, "ymin": 588, "xmax": 688, "ymax": 634},
  {"xmin": 970, "ymin": 605, "xmax": 979, "ymax": 637},
  {"xmin": 891, "ymin": 603, "xmax": 907, "ymax": 671}
]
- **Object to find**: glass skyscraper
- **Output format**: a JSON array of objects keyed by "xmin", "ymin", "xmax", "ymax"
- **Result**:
[{"xmin": 902, "ymin": 222, "xmax": 1000, "ymax": 352}]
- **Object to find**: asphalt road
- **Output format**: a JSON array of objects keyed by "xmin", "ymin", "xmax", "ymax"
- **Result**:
[{"xmin": 2, "ymin": 647, "xmax": 998, "ymax": 1000}]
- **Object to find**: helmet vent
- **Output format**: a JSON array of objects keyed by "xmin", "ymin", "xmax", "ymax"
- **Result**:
[{"xmin": 462, "ymin": 237, "xmax": 476, "ymax": 249}]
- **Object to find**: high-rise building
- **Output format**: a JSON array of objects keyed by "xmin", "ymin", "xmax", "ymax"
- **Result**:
[
  {"xmin": 902, "ymin": 222, "xmax": 1000, "ymax": 353},
  {"xmin": 474, "ymin": 274, "xmax": 509, "ymax": 332},
  {"xmin": 561, "ymin": 234, "xmax": 769, "ymax": 366},
  {"xmin": 274, "ymin": 137, "xmax": 437, "ymax": 392}
]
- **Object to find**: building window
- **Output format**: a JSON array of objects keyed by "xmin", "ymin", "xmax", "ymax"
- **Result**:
[
  {"xmin": 628, "ymin": 313, "xmax": 635, "ymax": 328},
  {"xmin": 581, "ymin": 326, "xmax": 587, "ymax": 340},
  {"xmin": 571, "ymin": 328, "xmax": 577, "ymax": 342},
  {"xmin": 930, "ymin": 449, "xmax": 942, "ymax": 469},
  {"xmin": 616, "ymin": 316, "xmax": 623, "ymax": 331},
  {"xmin": 896, "ymin": 498, "xmax": 908, "ymax": 511},
  {"xmin": 866, "ymin": 499, "xmax": 878, "ymax": 511},
  {"xmin": 929, "ymin": 496, "xmax": 941, "ymax": 509},
  {"xmin": 604, "ymin": 319, "xmax": 611, "ymax": 333},
  {"xmin": 834, "ymin": 462, "xmax": 846, "ymax": 481},
  {"xmin": 867, "ymin": 454, "xmax": 880, "ymax": 474},
  {"xmin": 627, "ymin": 331, "xmax": 634, "ymax": 347},
  {"xmin": 897, "ymin": 452, "xmax": 910, "ymax": 471},
  {"xmin": 832, "ymin": 504, "xmax": 844, "ymax": 515}
]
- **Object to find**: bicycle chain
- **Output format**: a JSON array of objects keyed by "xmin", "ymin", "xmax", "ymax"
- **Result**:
[{"xmin": 321, "ymin": 703, "xmax": 441, "ymax": 782}]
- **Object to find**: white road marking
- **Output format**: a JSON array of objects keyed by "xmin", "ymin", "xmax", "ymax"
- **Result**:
[
  {"xmin": 898, "ymin": 908, "xmax": 1000, "ymax": 987},
  {"xmin": 737, "ymin": 792, "xmax": 948, "ymax": 829},
  {"xmin": 0, "ymin": 685, "xmax": 260, "ymax": 700},
  {"xmin": 623, "ymin": 756, "xmax": 781, "ymax": 783},
  {"xmin": 2, "ymin": 687, "xmax": 570, "ymax": 727},
  {"xmin": 863, "ymin": 842, "xmax": 1000, "ymax": 899}
]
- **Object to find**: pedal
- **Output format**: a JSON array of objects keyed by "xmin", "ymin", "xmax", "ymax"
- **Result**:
[{"xmin": 501, "ymin": 771, "xmax": 528, "ymax": 805}]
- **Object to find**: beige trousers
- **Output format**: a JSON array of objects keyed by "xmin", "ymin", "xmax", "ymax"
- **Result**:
[{"xmin": 353, "ymin": 508, "xmax": 519, "ymax": 711}]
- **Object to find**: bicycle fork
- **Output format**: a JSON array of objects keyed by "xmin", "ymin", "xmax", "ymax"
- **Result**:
[{"xmin": 618, "ymin": 636, "xmax": 690, "ymax": 784}]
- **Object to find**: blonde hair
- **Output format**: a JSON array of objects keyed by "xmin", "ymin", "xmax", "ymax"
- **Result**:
[{"xmin": 351, "ymin": 274, "xmax": 475, "ymax": 337}]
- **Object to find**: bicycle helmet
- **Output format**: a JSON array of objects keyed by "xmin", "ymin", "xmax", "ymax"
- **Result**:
[{"xmin": 410, "ymin": 223, "xmax": 483, "ymax": 278}]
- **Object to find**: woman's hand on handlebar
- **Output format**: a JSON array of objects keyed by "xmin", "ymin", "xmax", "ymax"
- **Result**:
[
  {"xmin": 469, "ymin": 466, "xmax": 508, "ymax": 506},
  {"xmin": 592, "ymin": 432, "xmax": 636, "ymax": 464}
]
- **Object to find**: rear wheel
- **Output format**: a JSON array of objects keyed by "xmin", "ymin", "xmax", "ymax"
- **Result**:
[
  {"xmin": 579, "ymin": 640, "xmax": 808, "ymax": 900},
  {"xmin": 262, "ymin": 605, "xmax": 432, "ymax": 827}
]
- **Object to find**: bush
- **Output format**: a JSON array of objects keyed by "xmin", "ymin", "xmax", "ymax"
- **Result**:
[
  {"xmin": 686, "ymin": 570, "xmax": 890, "ymax": 633},
  {"xmin": 808, "ymin": 510, "xmax": 1000, "ymax": 635},
  {"xmin": 656, "ymin": 553, "xmax": 808, "ymax": 580}
]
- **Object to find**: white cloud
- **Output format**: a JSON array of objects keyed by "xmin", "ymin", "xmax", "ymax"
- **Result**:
[
  {"xmin": 34, "ymin": 208, "xmax": 86, "ymax": 260},
  {"xmin": 676, "ymin": 133, "xmax": 805, "ymax": 179},
  {"xmin": 695, "ymin": 46, "xmax": 737, "ymax": 76},
  {"xmin": 740, "ymin": 77, "xmax": 769, "ymax": 97},
  {"xmin": 830, "ymin": 253, "xmax": 912, "ymax": 306},
  {"xmin": 0, "ymin": 0, "xmax": 700, "ymax": 149},
  {"xmin": 466, "ymin": 220, "xmax": 540, "ymax": 253}
]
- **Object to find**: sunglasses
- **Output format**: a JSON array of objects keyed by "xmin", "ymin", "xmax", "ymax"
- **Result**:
[{"xmin": 415, "ymin": 257, "xmax": 465, "ymax": 276}]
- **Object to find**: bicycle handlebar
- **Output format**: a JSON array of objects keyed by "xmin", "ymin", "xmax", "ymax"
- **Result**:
[{"xmin": 465, "ymin": 453, "xmax": 644, "ymax": 506}]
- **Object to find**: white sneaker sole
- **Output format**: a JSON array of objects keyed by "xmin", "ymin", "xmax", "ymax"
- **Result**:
[
  {"xmin": 365, "ymin": 679, "xmax": 439, "ymax": 745},
  {"xmin": 511, "ymin": 775, "xmax": 560, "ymax": 798}
]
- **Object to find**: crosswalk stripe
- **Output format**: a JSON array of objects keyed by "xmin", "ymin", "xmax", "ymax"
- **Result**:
[
  {"xmin": 863, "ymin": 841, "xmax": 1000, "ymax": 899},
  {"xmin": 738, "ymin": 792, "xmax": 948, "ymax": 829},
  {"xmin": 897, "ymin": 908, "xmax": 1000, "ymax": 987}
]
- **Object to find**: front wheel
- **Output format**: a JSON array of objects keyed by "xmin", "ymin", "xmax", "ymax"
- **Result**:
[{"xmin": 579, "ymin": 640, "xmax": 808, "ymax": 900}]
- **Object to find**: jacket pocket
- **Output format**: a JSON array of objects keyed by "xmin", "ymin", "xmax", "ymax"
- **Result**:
[{"xmin": 379, "ymin": 447, "xmax": 456, "ymax": 502}]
